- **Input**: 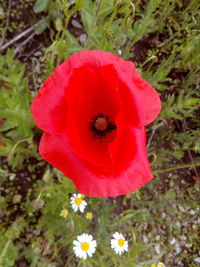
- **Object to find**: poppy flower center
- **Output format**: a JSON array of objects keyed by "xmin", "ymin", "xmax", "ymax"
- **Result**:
[
  {"xmin": 90, "ymin": 112, "xmax": 116, "ymax": 138},
  {"xmin": 94, "ymin": 117, "xmax": 108, "ymax": 131}
]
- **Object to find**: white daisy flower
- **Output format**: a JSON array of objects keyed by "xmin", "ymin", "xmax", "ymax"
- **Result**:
[
  {"xmin": 70, "ymin": 193, "xmax": 87, "ymax": 213},
  {"xmin": 60, "ymin": 209, "xmax": 68, "ymax": 218},
  {"xmin": 73, "ymin": 233, "xmax": 97, "ymax": 260},
  {"xmin": 111, "ymin": 232, "xmax": 128, "ymax": 255}
]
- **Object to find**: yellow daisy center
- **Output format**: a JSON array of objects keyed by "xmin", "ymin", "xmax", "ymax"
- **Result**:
[
  {"xmin": 75, "ymin": 197, "xmax": 82, "ymax": 205},
  {"xmin": 86, "ymin": 212, "xmax": 93, "ymax": 219},
  {"xmin": 81, "ymin": 242, "xmax": 90, "ymax": 251},
  {"xmin": 118, "ymin": 238, "xmax": 125, "ymax": 246},
  {"xmin": 61, "ymin": 209, "xmax": 68, "ymax": 217}
]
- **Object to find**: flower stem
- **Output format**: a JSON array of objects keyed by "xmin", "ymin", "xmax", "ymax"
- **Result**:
[{"xmin": 154, "ymin": 163, "xmax": 200, "ymax": 174}]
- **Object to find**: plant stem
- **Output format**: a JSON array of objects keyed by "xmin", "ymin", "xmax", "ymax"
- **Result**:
[
  {"xmin": 7, "ymin": 138, "xmax": 30, "ymax": 163},
  {"xmin": 154, "ymin": 163, "xmax": 200, "ymax": 174},
  {"xmin": 147, "ymin": 129, "xmax": 155, "ymax": 149}
]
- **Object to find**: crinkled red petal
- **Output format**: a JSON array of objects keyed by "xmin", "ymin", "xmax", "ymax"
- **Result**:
[
  {"xmin": 31, "ymin": 50, "xmax": 161, "ymax": 135},
  {"xmin": 30, "ymin": 65, "xmax": 70, "ymax": 134},
  {"xmin": 39, "ymin": 127, "xmax": 152, "ymax": 197}
]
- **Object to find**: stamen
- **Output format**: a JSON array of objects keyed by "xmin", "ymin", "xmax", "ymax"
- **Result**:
[
  {"xmin": 89, "ymin": 112, "xmax": 116, "ymax": 139},
  {"xmin": 94, "ymin": 117, "xmax": 108, "ymax": 131},
  {"xmin": 118, "ymin": 239, "xmax": 125, "ymax": 246},
  {"xmin": 75, "ymin": 198, "xmax": 82, "ymax": 205},
  {"xmin": 81, "ymin": 242, "xmax": 90, "ymax": 251}
]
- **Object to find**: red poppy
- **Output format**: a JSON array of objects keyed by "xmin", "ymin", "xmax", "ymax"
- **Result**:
[{"xmin": 31, "ymin": 50, "xmax": 161, "ymax": 197}]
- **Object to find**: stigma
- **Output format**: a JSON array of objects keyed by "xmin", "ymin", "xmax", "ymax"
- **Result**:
[
  {"xmin": 94, "ymin": 117, "xmax": 108, "ymax": 131},
  {"xmin": 90, "ymin": 112, "xmax": 116, "ymax": 138}
]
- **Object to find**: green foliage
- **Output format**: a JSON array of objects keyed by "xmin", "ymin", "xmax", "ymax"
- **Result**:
[
  {"xmin": 0, "ymin": 218, "xmax": 26, "ymax": 267},
  {"xmin": 34, "ymin": 0, "xmax": 49, "ymax": 13},
  {"xmin": 0, "ymin": 49, "xmax": 36, "ymax": 167},
  {"xmin": 33, "ymin": 0, "xmax": 61, "ymax": 34},
  {"xmin": 0, "ymin": 0, "xmax": 200, "ymax": 266}
]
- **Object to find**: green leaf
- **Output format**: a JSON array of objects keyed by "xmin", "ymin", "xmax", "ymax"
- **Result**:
[
  {"xmin": 55, "ymin": 18, "xmax": 63, "ymax": 31},
  {"xmin": 34, "ymin": 17, "xmax": 49, "ymax": 34},
  {"xmin": 33, "ymin": 0, "xmax": 49, "ymax": 13}
]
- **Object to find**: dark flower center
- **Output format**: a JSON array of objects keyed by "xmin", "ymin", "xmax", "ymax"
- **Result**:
[
  {"xmin": 90, "ymin": 113, "xmax": 116, "ymax": 138},
  {"xmin": 94, "ymin": 117, "xmax": 108, "ymax": 131}
]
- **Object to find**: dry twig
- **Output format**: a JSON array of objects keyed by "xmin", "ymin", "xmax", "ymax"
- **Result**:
[{"xmin": 0, "ymin": 19, "xmax": 44, "ymax": 52}]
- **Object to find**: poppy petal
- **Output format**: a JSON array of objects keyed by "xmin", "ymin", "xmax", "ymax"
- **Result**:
[
  {"xmin": 31, "ymin": 50, "xmax": 161, "ymax": 135},
  {"xmin": 66, "ymin": 50, "xmax": 161, "ymax": 127},
  {"xmin": 65, "ymin": 64, "xmax": 124, "ymax": 167},
  {"xmin": 65, "ymin": 50, "xmax": 161, "ymax": 127},
  {"xmin": 31, "ymin": 50, "xmax": 161, "ymax": 197},
  {"xmin": 39, "ymin": 126, "xmax": 152, "ymax": 197},
  {"xmin": 30, "ymin": 64, "xmax": 71, "ymax": 134}
]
